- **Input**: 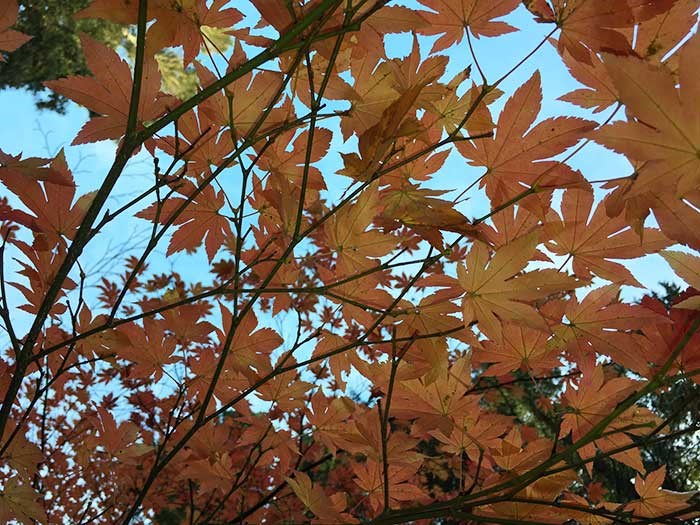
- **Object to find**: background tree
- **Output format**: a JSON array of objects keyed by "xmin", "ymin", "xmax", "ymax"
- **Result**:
[
  {"xmin": 0, "ymin": 0, "xmax": 222, "ymax": 112},
  {"xmin": 1, "ymin": 0, "xmax": 700, "ymax": 524}
]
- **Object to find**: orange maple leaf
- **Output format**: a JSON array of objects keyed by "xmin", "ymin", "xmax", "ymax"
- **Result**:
[
  {"xmin": 76, "ymin": 0, "xmax": 242, "ymax": 65},
  {"xmin": 0, "ymin": 149, "xmax": 72, "ymax": 187},
  {"xmin": 86, "ymin": 406, "xmax": 151, "ymax": 464},
  {"xmin": 602, "ymin": 178, "xmax": 700, "ymax": 250},
  {"xmin": 323, "ymin": 188, "xmax": 397, "ymax": 276},
  {"xmin": 352, "ymin": 460, "xmax": 428, "ymax": 512},
  {"xmin": 632, "ymin": 0, "xmax": 699, "ymax": 65},
  {"xmin": 256, "ymin": 127, "xmax": 332, "ymax": 193},
  {"xmin": 551, "ymin": 284, "xmax": 668, "ymax": 375},
  {"xmin": 472, "ymin": 322, "xmax": 560, "ymax": 376},
  {"xmin": 479, "ymin": 205, "xmax": 547, "ymax": 258},
  {"xmin": 640, "ymin": 293, "xmax": 700, "ymax": 378},
  {"xmin": 592, "ymin": 33, "xmax": 700, "ymax": 199},
  {"xmin": 44, "ymin": 35, "xmax": 177, "ymax": 144},
  {"xmin": 0, "ymin": 477, "xmax": 46, "ymax": 524},
  {"xmin": 391, "ymin": 359, "xmax": 476, "ymax": 434},
  {"xmin": 661, "ymin": 250, "xmax": 700, "ymax": 310},
  {"xmin": 417, "ymin": 0, "xmax": 521, "ymax": 53},
  {"xmin": 457, "ymin": 232, "xmax": 581, "ymax": 340},
  {"xmin": 136, "ymin": 179, "xmax": 233, "ymax": 262},
  {"xmin": 557, "ymin": 46, "xmax": 618, "ymax": 113},
  {"xmin": 0, "ymin": 151, "xmax": 94, "ymax": 248},
  {"xmin": 456, "ymin": 72, "xmax": 595, "ymax": 216},
  {"xmin": 287, "ymin": 471, "xmax": 358, "ymax": 524},
  {"xmin": 197, "ymin": 57, "xmax": 288, "ymax": 137},
  {"xmin": 562, "ymin": 366, "xmax": 660, "ymax": 473},
  {"xmin": 339, "ymin": 56, "xmax": 399, "ymax": 141},
  {"xmin": 628, "ymin": 466, "xmax": 699, "ymax": 518},
  {"xmin": 152, "ymin": 108, "xmax": 234, "ymax": 180},
  {"xmin": 545, "ymin": 187, "xmax": 670, "ymax": 287},
  {"xmin": 0, "ymin": 0, "xmax": 31, "ymax": 62},
  {"xmin": 525, "ymin": 0, "xmax": 674, "ymax": 63},
  {"xmin": 118, "ymin": 318, "xmax": 178, "ymax": 381},
  {"xmin": 379, "ymin": 182, "xmax": 477, "ymax": 249}
]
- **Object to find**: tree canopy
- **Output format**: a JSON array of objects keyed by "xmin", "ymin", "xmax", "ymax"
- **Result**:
[{"xmin": 1, "ymin": 0, "xmax": 700, "ymax": 524}]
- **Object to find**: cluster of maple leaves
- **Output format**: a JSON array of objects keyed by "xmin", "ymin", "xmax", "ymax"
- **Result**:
[{"xmin": 1, "ymin": 0, "xmax": 700, "ymax": 523}]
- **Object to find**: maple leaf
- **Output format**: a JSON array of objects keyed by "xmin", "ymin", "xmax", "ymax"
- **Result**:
[
  {"xmin": 74, "ymin": 305, "xmax": 130, "ymax": 359},
  {"xmin": 390, "ymin": 298, "xmax": 466, "ymax": 382},
  {"xmin": 457, "ymin": 232, "xmax": 581, "ymax": 340},
  {"xmin": 136, "ymin": 179, "xmax": 233, "ymax": 262},
  {"xmin": 256, "ymin": 370, "xmax": 314, "ymax": 412},
  {"xmin": 285, "ymin": 47, "xmax": 357, "ymax": 108},
  {"xmin": 76, "ymin": 0, "xmax": 242, "ymax": 65},
  {"xmin": 352, "ymin": 460, "xmax": 428, "ymax": 512},
  {"xmin": 249, "ymin": 172, "xmax": 307, "ymax": 243},
  {"xmin": 417, "ymin": 0, "xmax": 521, "ymax": 53},
  {"xmin": 481, "ymin": 450, "xmax": 577, "ymax": 523},
  {"xmin": 351, "ymin": 6, "xmax": 429, "ymax": 66},
  {"xmin": 472, "ymin": 322, "xmax": 560, "ymax": 376},
  {"xmin": 557, "ymin": 46, "xmax": 619, "ymax": 113},
  {"xmin": 0, "ymin": 428, "xmax": 42, "ymax": 481},
  {"xmin": 118, "ymin": 318, "xmax": 178, "ymax": 381},
  {"xmin": 479, "ymin": 205, "xmax": 547, "ymax": 255},
  {"xmin": 10, "ymin": 240, "xmax": 76, "ymax": 316},
  {"xmin": 74, "ymin": 0, "xmax": 157, "ymax": 25},
  {"xmin": 602, "ymin": 178, "xmax": 700, "ymax": 250},
  {"xmin": 310, "ymin": 332, "xmax": 360, "ymax": 391},
  {"xmin": 387, "ymin": 34, "xmax": 448, "ymax": 106},
  {"xmin": 430, "ymin": 408, "xmax": 510, "ymax": 461},
  {"xmin": 646, "ymin": 191, "xmax": 700, "ymax": 250},
  {"xmin": 391, "ymin": 359, "xmax": 477, "ymax": 434},
  {"xmin": 85, "ymin": 406, "xmax": 151, "ymax": 464},
  {"xmin": 287, "ymin": 471, "xmax": 358, "ymax": 524},
  {"xmin": 160, "ymin": 303, "xmax": 216, "ymax": 347},
  {"xmin": 525, "ymin": 0, "xmax": 675, "ymax": 63},
  {"xmin": 551, "ymin": 284, "xmax": 668, "ymax": 375},
  {"xmin": 561, "ymin": 366, "xmax": 636, "ymax": 439},
  {"xmin": 197, "ymin": 58, "xmax": 287, "ymax": 137},
  {"xmin": 177, "ymin": 451, "xmax": 238, "ymax": 494},
  {"xmin": 487, "ymin": 439, "xmax": 577, "ymax": 521},
  {"xmin": 256, "ymin": 127, "xmax": 332, "ymax": 193},
  {"xmin": 152, "ymin": 108, "xmax": 234, "ymax": 179},
  {"xmin": 545, "ymin": 187, "xmax": 670, "ymax": 287},
  {"xmin": 627, "ymin": 466, "xmax": 698, "ymax": 518},
  {"xmin": 329, "ymin": 409, "xmax": 422, "ymax": 467},
  {"xmin": 44, "ymin": 35, "xmax": 177, "ymax": 144},
  {"xmin": 424, "ymin": 76, "xmax": 500, "ymax": 142},
  {"xmin": 562, "ymin": 366, "xmax": 660, "ymax": 473},
  {"xmin": 147, "ymin": 0, "xmax": 243, "ymax": 66},
  {"xmin": 640, "ymin": 294, "xmax": 700, "ymax": 378},
  {"xmin": 591, "ymin": 33, "xmax": 700, "ymax": 199},
  {"xmin": 456, "ymin": 71, "xmax": 595, "ymax": 216},
  {"xmin": 0, "ymin": 150, "xmax": 94, "ymax": 248},
  {"xmin": 661, "ymin": 250, "xmax": 700, "ymax": 309},
  {"xmin": 0, "ymin": 149, "xmax": 73, "ymax": 186},
  {"xmin": 0, "ymin": 477, "xmax": 46, "ymax": 524},
  {"xmin": 339, "ymin": 57, "xmax": 399, "ymax": 141},
  {"xmin": 0, "ymin": 0, "xmax": 31, "ymax": 62},
  {"xmin": 306, "ymin": 392, "xmax": 355, "ymax": 454},
  {"xmin": 378, "ymin": 182, "xmax": 477, "ymax": 249},
  {"xmin": 632, "ymin": 0, "xmax": 699, "ymax": 65},
  {"xmin": 323, "ymin": 188, "xmax": 397, "ymax": 276},
  {"xmin": 348, "ymin": 83, "xmax": 428, "ymax": 178},
  {"xmin": 213, "ymin": 306, "xmax": 283, "ymax": 383}
]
